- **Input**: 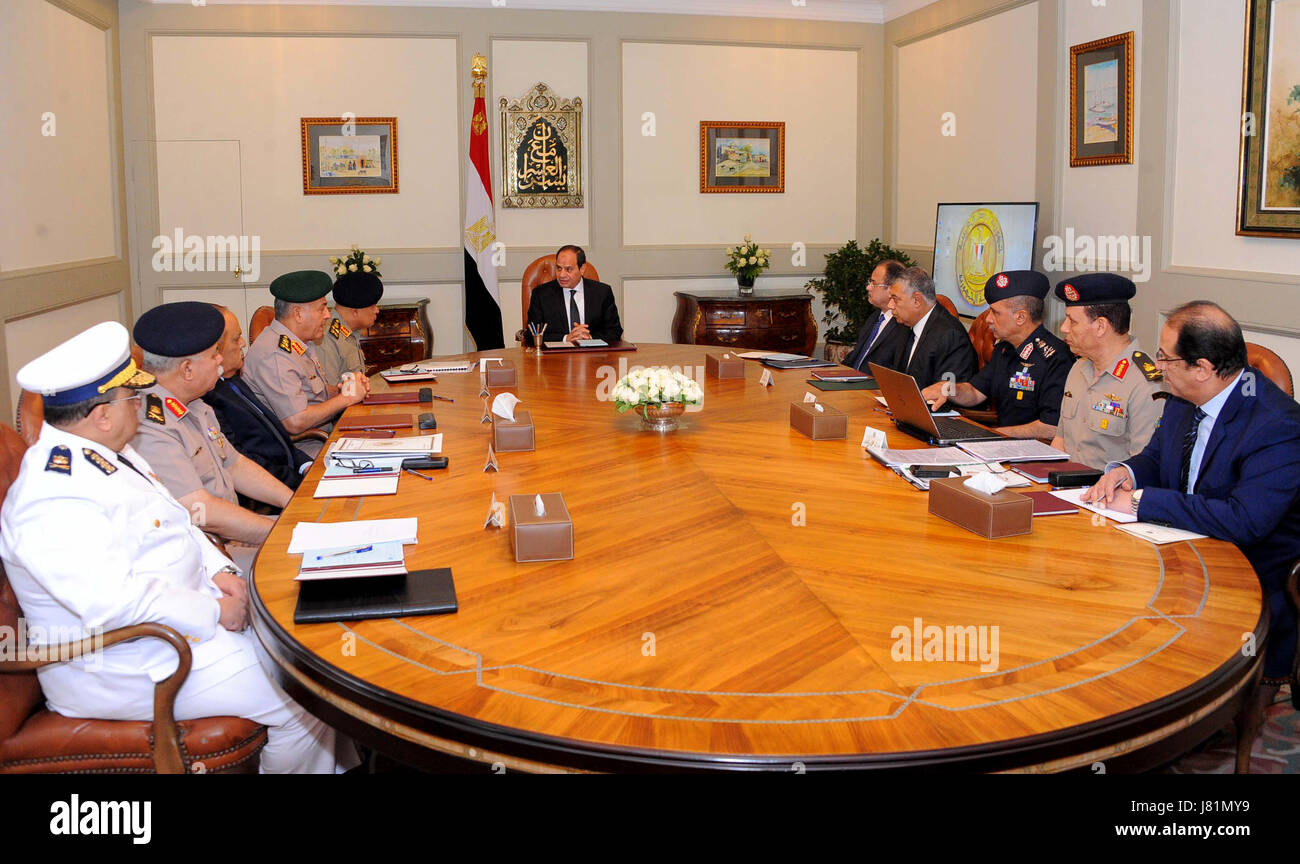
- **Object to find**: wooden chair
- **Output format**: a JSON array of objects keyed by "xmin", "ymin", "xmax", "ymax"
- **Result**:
[
  {"xmin": 249, "ymin": 306, "xmax": 275, "ymax": 345},
  {"xmin": 515, "ymin": 254, "xmax": 600, "ymax": 343},
  {"xmin": 0, "ymin": 422, "xmax": 266, "ymax": 773},
  {"xmin": 1245, "ymin": 343, "xmax": 1293, "ymax": 397}
]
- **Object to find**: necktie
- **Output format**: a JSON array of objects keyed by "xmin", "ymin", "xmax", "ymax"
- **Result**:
[
  {"xmin": 569, "ymin": 289, "xmax": 581, "ymax": 329},
  {"xmin": 855, "ymin": 315, "xmax": 886, "ymax": 371},
  {"xmin": 116, "ymin": 452, "xmax": 150, "ymax": 482},
  {"xmin": 1179, "ymin": 406, "xmax": 1207, "ymax": 493}
]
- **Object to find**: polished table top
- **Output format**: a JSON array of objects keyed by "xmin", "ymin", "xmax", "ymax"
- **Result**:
[{"xmin": 250, "ymin": 344, "xmax": 1264, "ymax": 772}]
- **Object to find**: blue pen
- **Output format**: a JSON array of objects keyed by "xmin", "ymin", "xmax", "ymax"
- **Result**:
[
  {"xmin": 351, "ymin": 467, "xmax": 387, "ymax": 474},
  {"xmin": 316, "ymin": 545, "xmax": 373, "ymax": 560}
]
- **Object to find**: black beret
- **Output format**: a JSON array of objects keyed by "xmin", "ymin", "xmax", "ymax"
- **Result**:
[
  {"xmin": 1054, "ymin": 273, "xmax": 1136, "ymax": 306},
  {"xmin": 983, "ymin": 270, "xmax": 1049, "ymax": 304},
  {"xmin": 333, "ymin": 270, "xmax": 384, "ymax": 308},
  {"xmin": 270, "ymin": 270, "xmax": 332, "ymax": 303},
  {"xmin": 133, "ymin": 302, "xmax": 225, "ymax": 357}
]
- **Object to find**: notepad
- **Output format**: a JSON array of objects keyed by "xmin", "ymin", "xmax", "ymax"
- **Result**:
[
  {"xmin": 288, "ymin": 518, "xmax": 418, "ymax": 554},
  {"xmin": 313, "ymin": 461, "xmax": 400, "ymax": 498},
  {"xmin": 1114, "ymin": 523, "xmax": 1208, "ymax": 544},
  {"xmin": 1048, "ymin": 487, "xmax": 1137, "ymax": 523},
  {"xmin": 296, "ymin": 541, "xmax": 408, "ymax": 580}
]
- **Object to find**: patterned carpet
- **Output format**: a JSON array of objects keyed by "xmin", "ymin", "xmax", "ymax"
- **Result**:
[{"xmin": 1164, "ymin": 685, "xmax": 1300, "ymax": 774}]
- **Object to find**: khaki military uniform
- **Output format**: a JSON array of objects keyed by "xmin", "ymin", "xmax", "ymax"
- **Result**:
[
  {"xmin": 242, "ymin": 318, "xmax": 332, "ymax": 453},
  {"xmin": 316, "ymin": 315, "xmax": 366, "ymax": 388},
  {"xmin": 130, "ymin": 383, "xmax": 240, "ymax": 505},
  {"xmin": 1058, "ymin": 339, "xmax": 1166, "ymax": 469}
]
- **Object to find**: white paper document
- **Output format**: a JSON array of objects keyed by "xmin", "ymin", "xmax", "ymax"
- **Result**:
[
  {"xmin": 1048, "ymin": 487, "xmax": 1138, "ymax": 523},
  {"xmin": 1114, "ymin": 523, "xmax": 1208, "ymax": 544},
  {"xmin": 866, "ymin": 446, "xmax": 971, "ymax": 467},
  {"xmin": 736, "ymin": 351, "xmax": 776, "ymax": 359},
  {"xmin": 329, "ymin": 434, "xmax": 442, "ymax": 458},
  {"xmin": 288, "ymin": 518, "xmax": 419, "ymax": 553},
  {"xmin": 312, "ymin": 462, "xmax": 400, "ymax": 498},
  {"xmin": 296, "ymin": 540, "xmax": 408, "ymax": 580},
  {"xmin": 957, "ymin": 439, "xmax": 1069, "ymax": 463}
]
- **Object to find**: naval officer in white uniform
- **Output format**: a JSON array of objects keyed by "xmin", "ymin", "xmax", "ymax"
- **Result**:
[{"xmin": 0, "ymin": 322, "xmax": 357, "ymax": 773}]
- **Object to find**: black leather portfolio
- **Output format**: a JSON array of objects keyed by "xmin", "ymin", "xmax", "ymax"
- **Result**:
[{"xmin": 293, "ymin": 568, "xmax": 457, "ymax": 624}]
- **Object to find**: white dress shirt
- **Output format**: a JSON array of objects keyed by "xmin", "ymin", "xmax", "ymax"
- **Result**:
[{"xmin": 564, "ymin": 279, "xmax": 586, "ymax": 327}]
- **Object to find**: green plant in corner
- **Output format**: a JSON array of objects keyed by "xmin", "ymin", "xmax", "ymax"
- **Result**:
[{"xmin": 805, "ymin": 239, "xmax": 916, "ymax": 344}]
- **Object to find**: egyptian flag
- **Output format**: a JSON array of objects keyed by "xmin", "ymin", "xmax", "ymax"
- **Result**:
[{"xmin": 463, "ymin": 80, "xmax": 504, "ymax": 349}]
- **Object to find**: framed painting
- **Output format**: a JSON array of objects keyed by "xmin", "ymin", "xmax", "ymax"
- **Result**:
[
  {"xmin": 1238, "ymin": 0, "xmax": 1300, "ymax": 237},
  {"xmin": 500, "ymin": 83, "xmax": 583, "ymax": 208},
  {"xmin": 301, "ymin": 117, "xmax": 398, "ymax": 195},
  {"xmin": 1069, "ymin": 32, "xmax": 1133, "ymax": 167},
  {"xmin": 700, "ymin": 121, "xmax": 785, "ymax": 193}
]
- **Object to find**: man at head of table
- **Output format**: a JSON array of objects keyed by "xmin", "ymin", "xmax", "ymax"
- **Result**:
[
  {"xmin": 1084, "ymin": 300, "xmax": 1300, "ymax": 699},
  {"xmin": 524, "ymin": 244, "xmax": 623, "ymax": 346}
]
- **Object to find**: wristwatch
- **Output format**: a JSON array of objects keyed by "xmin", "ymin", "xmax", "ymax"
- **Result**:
[
  {"xmin": 214, "ymin": 565, "xmax": 240, "ymax": 579},
  {"xmin": 1131, "ymin": 489, "xmax": 1143, "ymax": 514}
]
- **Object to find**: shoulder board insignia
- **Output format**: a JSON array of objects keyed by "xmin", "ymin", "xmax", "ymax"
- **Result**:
[
  {"xmin": 164, "ymin": 397, "xmax": 187, "ymax": 419},
  {"xmin": 329, "ymin": 318, "xmax": 352, "ymax": 340},
  {"xmin": 82, "ymin": 448, "xmax": 117, "ymax": 475},
  {"xmin": 1035, "ymin": 337, "xmax": 1056, "ymax": 359},
  {"xmin": 1112, "ymin": 357, "xmax": 1130, "ymax": 379},
  {"xmin": 290, "ymin": 339, "xmax": 305, "ymax": 355},
  {"xmin": 44, "ymin": 445, "xmax": 72, "ymax": 474},
  {"xmin": 1019, "ymin": 342, "xmax": 1034, "ymax": 360},
  {"xmin": 277, "ymin": 334, "xmax": 293, "ymax": 353},
  {"xmin": 1133, "ymin": 350, "xmax": 1163, "ymax": 382},
  {"xmin": 145, "ymin": 394, "xmax": 166, "ymax": 425}
]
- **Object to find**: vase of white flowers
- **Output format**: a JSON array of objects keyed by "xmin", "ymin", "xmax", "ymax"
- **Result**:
[
  {"xmin": 612, "ymin": 367, "xmax": 704, "ymax": 432},
  {"xmin": 725, "ymin": 234, "xmax": 770, "ymax": 296},
  {"xmin": 328, "ymin": 245, "xmax": 381, "ymax": 279}
]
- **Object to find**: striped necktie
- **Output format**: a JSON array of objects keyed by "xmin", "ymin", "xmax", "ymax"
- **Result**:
[{"xmin": 1179, "ymin": 407, "xmax": 1207, "ymax": 493}]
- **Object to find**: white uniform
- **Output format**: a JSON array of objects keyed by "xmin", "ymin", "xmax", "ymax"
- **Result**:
[{"xmin": 0, "ymin": 423, "xmax": 355, "ymax": 773}]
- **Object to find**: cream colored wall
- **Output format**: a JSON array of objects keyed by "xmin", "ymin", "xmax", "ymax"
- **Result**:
[
  {"xmin": 5, "ymin": 294, "xmax": 124, "ymax": 418},
  {"xmin": 894, "ymin": 2, "xmax": 1039, "ymax": 247},
  {"xmin": 0, "ymin": 0, "xmax": 117, "ymax": 273},
  {"xmin": 492, "ymin": 39, "xmax": 589, "ymax": 248},
  {"xmin": 621, "ymin": 42, "xmax": 859, "ymax": 247}
]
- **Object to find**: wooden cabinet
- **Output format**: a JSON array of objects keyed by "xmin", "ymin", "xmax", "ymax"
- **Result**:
[
  {"xmin": 358, "ymin": 299, "xmax": 432, "ymax": 376},
  {"xmin": 672, "ymin": 291, "xmax": 817, "ymax": 356}
]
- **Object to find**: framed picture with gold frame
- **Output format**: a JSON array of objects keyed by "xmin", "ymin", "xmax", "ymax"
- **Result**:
[
  {"xmin": 1069, "ymin": 32, "xmax": 1133, "ymax": 167},
  {"xmin": 500, "ymin": 83, "xmax": 583, "ymax": 208},
  {"xmin": 300, "ymin": 117, "xmax": 398, "ymax": 195},
  {"xmin": 1237, "ymin": 0, "xmax": 1300, "ymax": 237},
  {"xmin": 700, "ymin": 121, "xmax": 785, "ymax": 193}
]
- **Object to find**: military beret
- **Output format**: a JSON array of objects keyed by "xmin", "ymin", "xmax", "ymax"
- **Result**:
[
  {"xmin": 270, "ymin": 270, "xmax": 332, "ymax": 303},
  {"xmin": 1054, "ymin": 273, "xmax": 1136, "ymax": 306},
  {"xmin": 333, "ymin": 270, "xmax": 384, "ymax": 308},
  {"xmin": 17, "ymin": 321, "xmax": 154, "ymax": 406},
  {"xmin": 983, "ymin": 270, "xmax": 1049, "ymax": 304},
  {"xmin": 133, "ymin": 302, "xmax": 225, "ymax": 357}
]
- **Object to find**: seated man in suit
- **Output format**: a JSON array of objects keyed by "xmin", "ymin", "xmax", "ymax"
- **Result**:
[
  {"xmin": 130, "ymin": 302, "xmax": 294, "ymax": 574},
  {"xmin": 885, "ymin": 266, "xmax": 978, "ymax": 389},
  {"xmin": 524, "ymin": 244, "xmax": 623, "ymax": 346},
  {"xmin": 206, "ymin": 304, "xmax": 313, "ymax": 496},
  {"xmin": 1085, "ymin": 301, "xmax": 1300, "ymax": 703},
  {"xmin": 843, "ymin": 259, "xmax": 910, "ymax": 372},
  {"xmin": 318, "ymin": 262, "xmax": 383, "ymax": 388},
  {"xmin": 241, "ymin": 270, "xmax": 370, "ymax": 455},
  {"xmin": 0, "ymin": 322, "xmax": 357, "ymax": 772},
  {"xmin": 921, "ymin": 270, "xmax": 1073, "ymax": 439}
]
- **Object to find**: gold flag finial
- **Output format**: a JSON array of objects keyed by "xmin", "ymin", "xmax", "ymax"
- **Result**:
[{"xmin": 471, "ymin": 53, "xmax": 487, "ymax": 98}]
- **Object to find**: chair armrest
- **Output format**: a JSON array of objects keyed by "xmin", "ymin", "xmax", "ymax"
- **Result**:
[
  {"xmin": 291, "ymin": 429, "xmax": 329, "ymax": 444},
  {"xmin": 955, "ymin": 406, "xmax": 999, "ymax": 426},
  {"xmin": 0, "ymin": 622, "xmax": 193, "ymax": 774}
]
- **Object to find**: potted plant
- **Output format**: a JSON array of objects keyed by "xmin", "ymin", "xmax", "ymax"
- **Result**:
[
  {"xmin": 724, "ymin": 235, "xmax": 771, "ymax": 296},
  {"xmin": 805, "ymin": 239, "xmax": 916, "ymax": 362},
  {"xmin": 612, "ymin": 367, "xmax": 704, "ymax": 433}
]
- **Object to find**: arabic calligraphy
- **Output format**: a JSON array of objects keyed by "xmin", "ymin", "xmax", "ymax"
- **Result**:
[{"xmin": 516, "ymin": 120, "xmax": 568, "ymax": 193}]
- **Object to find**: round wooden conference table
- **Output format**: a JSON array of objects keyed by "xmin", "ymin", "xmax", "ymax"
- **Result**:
[{"xmin": 250, "ymin": 343, "xmax": 1265, "ymax": 773}]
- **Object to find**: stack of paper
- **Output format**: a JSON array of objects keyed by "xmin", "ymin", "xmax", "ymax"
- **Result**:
[
  {"xmin": 288, "ymin": 518, "xmax": 419, "ymax": 580},
  {"xmin": 329, "ymin": 435, "xmax": 442, "ymax": 459},
  {"xmin": 957, "ymin": 439, "xmax": 1068, "ymax": 463},
  {"xmin": 313, "ymin": 459, "xmax": 400, "ymax": 498}
]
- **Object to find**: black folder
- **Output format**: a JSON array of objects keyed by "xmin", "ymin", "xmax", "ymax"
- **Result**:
[{"xmin": 293, "ymin": 568, "xmax": 458, "ymax": 624}]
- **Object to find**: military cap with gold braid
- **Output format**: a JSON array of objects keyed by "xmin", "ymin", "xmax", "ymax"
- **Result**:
[
  {"xmin": 16, "ymin": 321, "xmax": 154, "ymax": 406},
  {"xmin": 270, "ymin": 269, "xmax": 332, "ymax": 303}
]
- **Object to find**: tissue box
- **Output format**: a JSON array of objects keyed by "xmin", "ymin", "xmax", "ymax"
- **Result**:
[
  {"xmin": 927, "ymin": 476, "xmax": 1032, "ymax": 539},
  {"xmin": 493, "ymin": 409, "xmax": 535, "ymax": 452},
  {"xmin": 789, "ymin": 402, "xmax": 847, "ymax": 440},
  {"xmin": 508, "ymin": 493, "xmax": 573, "ymax": 562},
  {"xmin": 705, "ymin": 353, "xmax": 746, "ymax": 380},
  {"xmin": 485, "ymin": 363, "xmax": 517, "ymax": 388}
]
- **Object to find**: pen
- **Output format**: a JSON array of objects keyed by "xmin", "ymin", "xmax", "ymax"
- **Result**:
[
  {"xmin": 316, "ymin": 545, "xmax": 372, "ymax": 560},
  {"xmin": 351, "ymin": 467, "xmax": 387, "ymax": 474},
  {"xmin": 432, "ymin": 395, "xmax": 454, "ymax": 403},
  {"xmin": 404, "ymin": 468, "xmax": 434, "ymax": 482}
]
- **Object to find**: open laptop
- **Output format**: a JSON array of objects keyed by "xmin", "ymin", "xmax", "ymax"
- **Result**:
[{"xmin": 868, "ymin": 362, "xmax": 1003, "ymax": 446}]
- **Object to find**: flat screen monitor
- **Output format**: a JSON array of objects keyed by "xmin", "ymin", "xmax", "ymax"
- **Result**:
[{"xmin": 932, "ymin": 202, "xmax": 1040, "ymax": 317}]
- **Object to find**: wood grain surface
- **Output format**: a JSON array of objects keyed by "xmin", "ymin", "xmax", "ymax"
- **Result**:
[{"xmin": 249, "ymin": 344, "xmax": 1264, "ymax": 772}]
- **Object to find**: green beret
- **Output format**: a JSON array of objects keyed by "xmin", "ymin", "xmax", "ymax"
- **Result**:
[{"xmin": 270, "ymin": 270, "xmax": 332, "ymax": 303}]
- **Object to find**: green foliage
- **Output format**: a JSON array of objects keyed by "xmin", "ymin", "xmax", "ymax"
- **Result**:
[{"xmin": 804, "ymin": 239, "xmax": 916, "ymax": 343}]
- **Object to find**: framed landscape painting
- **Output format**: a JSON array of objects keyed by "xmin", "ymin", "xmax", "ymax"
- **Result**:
[
  {"xmin": 1238, "ymin": 0, "xmax": 1300, "ymax": 237},
  {"xmin": 700, "ymin": 121, "xmax": 785, "ymax": 193},
  {"xmin": 301, "ymin": 117, "xmax": 398, "ymax": 195},
  {"xmin": 1069, "ymin": 32, "xmax": 1133, "ymax": 167}
]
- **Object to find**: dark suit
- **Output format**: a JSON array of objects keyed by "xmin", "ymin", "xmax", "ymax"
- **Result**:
[
  {"xmin": 1125, "ymin": 367, "xmax": 1300, "ymax": 679},
  {"xmin": 894, "ymin": 303, "xmax": 978, "ymax": 388},
  {"xmin": 206, "ymin": 375, "xmax": 312, "ymax": 495},
  {"xmin": 843, "ymin": 309, "xmax": 908, "ymax": 372},
  {"xmin": 525, "ymin": 279, "xmax": 623, "ymax": 346}
]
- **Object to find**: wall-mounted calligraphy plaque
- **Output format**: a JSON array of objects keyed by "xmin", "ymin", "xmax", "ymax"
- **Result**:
[{"xmin": 499, "ymin": 82, "xmax": 583, "ymax": 208}]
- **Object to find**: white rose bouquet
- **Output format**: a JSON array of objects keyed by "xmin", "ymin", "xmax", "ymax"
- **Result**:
[
  {"xmin": 328, "ymin": 245, "xmax": 382, "ymax": 278},
  {"xmin": 724, "ymin": 233, "xmax": 770, "ymax": 282},
  {"xmin": 612, "ymin": 367, "xmax": 704, "ymax": 414}
]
